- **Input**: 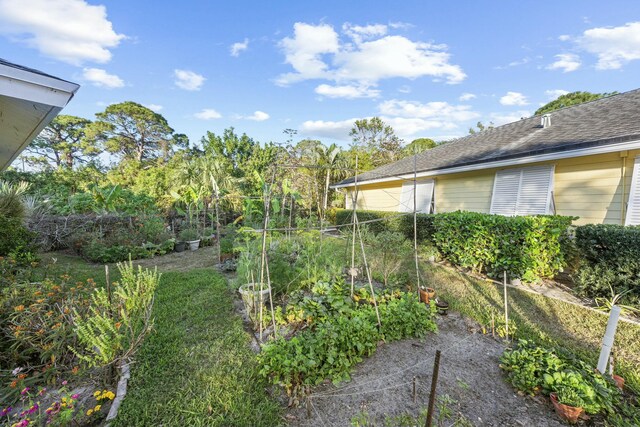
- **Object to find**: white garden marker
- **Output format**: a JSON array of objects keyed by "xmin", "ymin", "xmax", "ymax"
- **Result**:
[{"xmin": 597, "ymin": 305, "xmax": 621, "ymax": 374}]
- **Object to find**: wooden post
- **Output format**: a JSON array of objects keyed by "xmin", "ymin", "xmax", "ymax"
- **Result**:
[
  {"xmin": 425, "ymin": 350, "xmax": 441, "ymax": 427},
  {"xmin": 356, "ymin": 215, "xmax": 381, "ymax": 328},
  {"xmin": 214, "ymin": 192, "xmax": 221, "ymax": 265},
  {"xmin": 350, "ymin": 155, "xmax": 359, "ymax": 298},
  {"xmin": 413, "ymin": 150, "xmax": 421, "ymax": 298},
  {"xmin": 105, "ymin": 265, "xmax": 112, "ymax": 310},
  {"xmin": 413, "ymin": 376, "xmax": 417, "ymax": 403},
  {"xmin": 503, "ymin": 271, "xmax": 509, "ymax": 341}
]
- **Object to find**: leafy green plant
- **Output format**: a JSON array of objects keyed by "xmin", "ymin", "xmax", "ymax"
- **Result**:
[
  {"xmin": 259, "ymin": 284, "xmax": 436, "ymax": 402},
  {"xmin": 71, "ymin": 261, "xmax": 160, "ymax": 374},
  {"xmin": 178, "ymin": 227, "xmax": 199, "ymax": 241}
]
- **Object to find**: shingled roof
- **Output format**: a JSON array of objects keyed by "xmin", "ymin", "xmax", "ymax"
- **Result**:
[{"xmin": 336, "ymin": 89, "xmax": 640, "ymax": 187}]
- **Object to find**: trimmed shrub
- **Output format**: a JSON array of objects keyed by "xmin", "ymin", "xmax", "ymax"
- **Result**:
[
  {"xmin": 432, "ymin": 212, "xmax": 574, "ymax": 282},
  {"xmin": 336, "ymin": 208, "xmax": 575, "ymax": 282},
  {"xmin": 574, "ymin": 224, "xmax": 640, "ymax": 305}
]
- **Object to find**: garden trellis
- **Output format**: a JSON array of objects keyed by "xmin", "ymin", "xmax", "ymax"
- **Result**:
[{"xmin": 240, "ymin": 149, "xmax": 428, "ymax": 339}]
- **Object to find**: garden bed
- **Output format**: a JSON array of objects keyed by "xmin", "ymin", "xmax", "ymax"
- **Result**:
[{"xmin": 287, "ymin": 313, "xmax": 564, "ymax": 426}]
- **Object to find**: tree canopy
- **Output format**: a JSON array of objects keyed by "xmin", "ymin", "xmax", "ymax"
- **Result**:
[
  {"xmin": 26, "ymin": 115, "xmax": 98, "ymax": 169},
  {"xmin": 88, "ymin": 102, "xmax": 177, "ymax": 162},
  {"xmin": 349, "ymin": 117, "xmax": 403, "ymax": 168},
  {"xmin": 535, "ymin": 91, "xmax": 618, "ymax": 115}
]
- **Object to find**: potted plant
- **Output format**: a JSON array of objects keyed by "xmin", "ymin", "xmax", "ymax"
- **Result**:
[
  {"xmin": 179, "ymin": 228, "xmax": 200, "ymax": 251},
  {"xmin": 174, "ymin": 240, "xmax": 187, "ymax": 252},
  {"xmin": 419, "ymin": 286, "xmax": 436, "ymax": 304},
  {"xmin": 435, "ymin": 298, "xmax": 449, "ymax": 315},
  {"xmin": 550, "ymin": 390, "xmax": 584, "ymax": 424}
]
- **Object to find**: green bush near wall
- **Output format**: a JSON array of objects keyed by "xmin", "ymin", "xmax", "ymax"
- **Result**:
[
  {"xmin": 334, "ymin": 209, "xmax": 575, "ymax": 282},
  {"xmin": 574, "ymin": 224, "xmax": 640, "ymax": 305},
  {"xmin": 432, "ymin": 212, "xmax": 575, "ymax": 282}
]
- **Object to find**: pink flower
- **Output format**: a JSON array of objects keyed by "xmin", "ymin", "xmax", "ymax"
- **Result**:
[
  {"xmin": 20, "ymin": 387, "xmax": 30, "ymax": 395},
  {"xmin": 61, "ymin": 381, "xmax": 67, "ymax": 386},
  {"xmin": 27, "ymin": 404, "xmax": 38, "ymax": 414},
  {"xmin": 1, "ymin": 406, "xmax": 12, "ymax": 416},
  {"xmin": 71, "ymin": 394, "xmax": 79, "ymax": 399},
  {"xmin": 38, "ymin": 388, "xmax": 47, "ymax": 396}
]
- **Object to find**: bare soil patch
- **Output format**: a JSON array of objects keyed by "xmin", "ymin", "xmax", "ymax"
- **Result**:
[{"xmin": 286, "ymin": 312, "xmax": 565, "ymax": 427}]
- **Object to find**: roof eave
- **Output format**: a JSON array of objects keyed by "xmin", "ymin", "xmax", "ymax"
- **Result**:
[{"xmin": 332, "ymin": 137, "xmax": 640, "ymax": 189}]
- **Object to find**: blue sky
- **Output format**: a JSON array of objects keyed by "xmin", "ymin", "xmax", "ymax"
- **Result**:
[{"xmin": 2, "ymin": 0, "xmax": 640, "ymax": 149}]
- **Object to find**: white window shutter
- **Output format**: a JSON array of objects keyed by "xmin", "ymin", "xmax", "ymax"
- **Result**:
[
  {"xmin": 399, "ymin": 179, "xmax": 435, "ymax": 213},
  {"xmin": 490, "ymin": 169, "xmax": 520, "ymax": 215},
  {"xmin": 625, "ymin": 157, "xmax": 640, "ymax": 226},
  {"xmin": 517, "ymin": 166, "xmax": 554, "ymax": 215},
  {"xmin": 399, "ymin": 182, "xmax": 414, "ymax": 212},
  {"xmin": 491, "ymin": 165, "xmax": 554, "ymax": 216}
]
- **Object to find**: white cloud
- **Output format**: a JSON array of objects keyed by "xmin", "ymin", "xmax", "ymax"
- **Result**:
[
  {"xmin": 0, "ymin": 0, "xmax": 125, "ymax": 65},
  {"xmin": 315, "ymin": 83, "xmax": 380, "ymax": 99},
  {"xmin": 174, "ymin": 69, "xmax": 206, "ymax": 91},
  {"xmin": 378, "ymin": 99, "xmax": 480, "ymax": 121},
  {"xmin": 546, "ymin": 53, "xmax": 581, "ymax": 72},
  {"xmin": 558, "ymin": 34, "xmax": 571, "ymax": 41},
  {"xmin": 301, "ymin": 119, "xmax": 355, "ymax": 140},
  {"xmin": 578, "ymin": 21, "xmax": 640, "ymax": 69},
  {"xmin": 342, "ymin": 23, "xmax": 387, "ymax": 43},
  {"xmin": 500, "ymin": 91, "xmax": 529, "ymax": 106},
  {"xmin": 145, "ymin": 104, "xmax": 163, "ymax": 112},
  {"xmin": 545, "ymin": 89, "xmax": 569, "ymax": 100},
  {"xmin": 397, "ymin": 85, "xmax": 411, "ymax": 94},
  {"xmin": 194, "ymin": 109, "xmax": 222, "ymax": 120},
  {"xmin": 276, "ymin": 22, "xmax": 340, "ymax": 85},
  {"xmin": 277, "ymin": 22, "xmax": 466, "ymax": 89},
  {"xmin": 459, "ymin": 92, "xmax": 476, "ymax": 101},
  {"xmin": 489, "ymin": 110, "xmax": 531, "ymax": 126},
  {"xmin": 230, "ymin": 38, "xmax": 249, "ymax": 57},
  {"xmin": 244, "ymin": 111, "xmax": 270, "ymax": 121},
  {"xmin": 82, "ymin": 67, "xmax": 124, "ymax": 88}
]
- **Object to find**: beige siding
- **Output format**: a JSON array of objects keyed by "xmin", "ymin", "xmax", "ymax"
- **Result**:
[{"xmin": 348, "ymin": 149, "xmax": 640, "ymax": 225}]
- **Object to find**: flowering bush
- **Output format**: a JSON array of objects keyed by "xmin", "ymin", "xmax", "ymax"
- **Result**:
[{"xmin": 1, "ymin": 259, "xmax": 94, "ymax": 401}]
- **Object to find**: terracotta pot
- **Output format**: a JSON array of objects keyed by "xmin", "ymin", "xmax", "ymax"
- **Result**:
[
  {"xmin": 419, "ymin": 287, "xmax": 436, "ymax": 303},
  {"xmin": 613, "ymin": 374, "xmax": 625, "ymax": 390},
  {"xmin": 550, "ymin": 392, "xmax": 583, "ymax": 424}
]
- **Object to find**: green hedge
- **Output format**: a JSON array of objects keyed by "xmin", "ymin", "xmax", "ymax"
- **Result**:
[
  {"xmin": 335, "ymin": 209, "xmax": 575, "ymax": 282},
  {"xmin": 574, "ymin": 224, "xmax": 640, "ymax": 305}
]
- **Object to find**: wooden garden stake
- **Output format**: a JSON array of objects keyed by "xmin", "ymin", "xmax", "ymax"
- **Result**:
[
  {"xmin": 425, "ymin": 350, "xmax": 441, "ymax": 427},
  {"xmin": 306, "ymin": 387, "xmax": 311, "ymax": 419},
  {"xmin": 356, "ymin": 215, "xmax": 381, "ymax": 327},
  {"xmin": 413, "ymin": 376, "xmax": 417, "ymax": 403},
  {"xmin": 413, "ymin": 149, "xmax": 421, "ymax": 299},
  {"xmin": 350, "ymin": 155, "xmax": 359, "ymax": 298},
  {"xmin": 503, "ymin": 271, "xmax": 509, "ymax": 342},
  {"xmin": 491, "ymin": 312, "xmax": 495, "ymax": 338}
]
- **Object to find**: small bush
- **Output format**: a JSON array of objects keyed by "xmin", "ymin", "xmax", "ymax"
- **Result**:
[
  {"xmin": 0, "ymin": 216, "xmax": 38, "ymax": 262},
  {"xmin": 574, "ymin": 224, "xmax": 640, "ymax": 305},
  {"xmin": 334, "ymin": 208, "xmax": 434, "ymax": 241}
]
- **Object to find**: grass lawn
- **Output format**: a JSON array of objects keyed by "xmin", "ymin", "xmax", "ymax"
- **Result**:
[
  {"xmin": 423, "ymin": 261, "xmax": 640, "ymax": 392},
  {"xmin": 112, "ymin": 268, "xmax": 282, "ymax": 427}
]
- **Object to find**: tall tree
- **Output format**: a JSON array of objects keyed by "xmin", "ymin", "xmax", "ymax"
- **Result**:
[
  {"xmin": 468, "ymin": 121, "xmax": 494, "ymax": 135},
  {"xmin": 314, "ymin": 143, "xmax": 346, "ymax": 214},
  {"xmin": 402, "ymin": 138, "xmax": 437, "ymax": 158},
  {"xmin": 26, "ymin": 115, "xmax": 98, "ymax": 169},
  {"xmin": 201, "ymin": 127, "xmax": 256, "ymax": 177},
  {"xmin": 349, "ymin": 117, "xmax": 403, "ymax": 168},
  {"xmin": 88, "ymin": 102, "xmax": 175, "ymax": 162},
  {"xmin": 535, "ymin": 91, "xmax": 618, "ymax": 115}
]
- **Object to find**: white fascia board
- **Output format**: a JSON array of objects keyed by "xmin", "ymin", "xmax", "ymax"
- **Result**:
[
  {"xmin": 332, "ymin": 139, "xmax": 640, "ymax": 189},
  {"xmin": 0, "ymin": 63, "xmax": 79, "ymax": 108}
]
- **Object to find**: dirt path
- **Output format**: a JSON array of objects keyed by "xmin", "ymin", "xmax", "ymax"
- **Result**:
[
  {"xmin": 287, "ymin": 313, "xmax": 564, "ymax": 427},
  {"xmin": 129, "ymin": 246, "xmax": 219, "ymax": 272}
]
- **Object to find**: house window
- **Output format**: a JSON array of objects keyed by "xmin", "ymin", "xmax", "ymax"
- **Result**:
[
  {"xmin": 490, "ymin": 165, "xmax": 555, "ymax": 216},
  {"xmin": 399, "ymin": 179, "xmax": 435, "ymax": 213},
  {"xmin": 626, "ymin": 157, "xmax": 640, "ymax": 226}
]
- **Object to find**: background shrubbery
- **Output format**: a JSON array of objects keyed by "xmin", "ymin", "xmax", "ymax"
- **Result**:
[{"xmin": 574, "ymin": 224, "xmax": 640, "ymax": 306}]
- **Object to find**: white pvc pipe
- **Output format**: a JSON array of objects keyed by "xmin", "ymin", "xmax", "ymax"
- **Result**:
[{"xmin": 597, "ymin": 305, "xmax": 621, "ymax": 374}]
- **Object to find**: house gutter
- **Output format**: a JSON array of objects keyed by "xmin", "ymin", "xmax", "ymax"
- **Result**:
[{"xmin": 332, "ymin": 138, "xmax": 640, "ymax": 189}]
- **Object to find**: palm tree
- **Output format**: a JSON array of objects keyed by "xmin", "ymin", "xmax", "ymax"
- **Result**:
[{"xmin": 314, "ymin": 143, "xmax": 347, "ymax": 217}]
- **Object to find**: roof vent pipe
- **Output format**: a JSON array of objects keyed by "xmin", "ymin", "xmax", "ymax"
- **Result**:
[{"xmin": 541, "ymin": 114, "xmax": 551, "ymax": 128}]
